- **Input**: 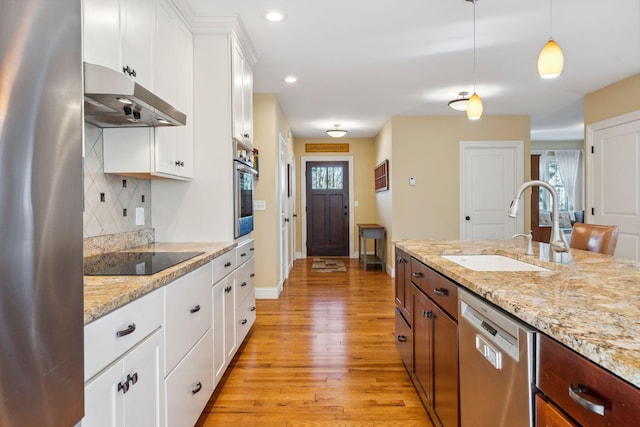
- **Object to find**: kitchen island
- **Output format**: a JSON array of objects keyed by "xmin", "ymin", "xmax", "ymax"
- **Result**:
[{"xmin": 395, "ymin": 239, "xmax": 640, "ymax": 389}]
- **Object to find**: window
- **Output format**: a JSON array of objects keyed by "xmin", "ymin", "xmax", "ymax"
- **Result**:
[
  {"xmin": 542, "ymin": 160, "xmax": 569, "ymax": 211},
  {"xmin": 311, "ymin": 166, "xmax": 343, "ymax": 190}
]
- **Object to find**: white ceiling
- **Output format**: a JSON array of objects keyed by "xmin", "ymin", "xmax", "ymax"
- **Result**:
[{"xmin": 184, "ymin": 0, "xmax": 640, "ymax": 140}]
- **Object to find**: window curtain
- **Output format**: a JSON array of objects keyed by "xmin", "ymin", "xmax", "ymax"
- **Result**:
[
  {"xmin": 555, "ymin": 150, "xmax": 581, "ymax": 220},
  {"xmin": 539, "ymin": 151, "xmax": 551, "ymax": 211}
]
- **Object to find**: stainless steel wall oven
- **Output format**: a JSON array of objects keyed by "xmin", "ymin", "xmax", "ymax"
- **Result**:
[{"xmin": 234, "ymin": 141, "xmax": 256, "ymax": 238}]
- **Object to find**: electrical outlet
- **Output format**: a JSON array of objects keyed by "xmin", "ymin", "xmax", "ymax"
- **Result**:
[
  {"xmin": 135, "ymin": 207, "xmax": 144, "ymax": 225},
  {"xmin": 253, "ymin": 200, "xmax": 266, "ymax": 211},
  {"xmin": 409, "ymin": 177, "xmax": 416, "ymax": 186}
]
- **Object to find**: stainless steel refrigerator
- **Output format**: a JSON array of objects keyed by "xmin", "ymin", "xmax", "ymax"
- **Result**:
[{"xmin": 0, "ymin": 0, "xmax": 84, "ymax": 426}]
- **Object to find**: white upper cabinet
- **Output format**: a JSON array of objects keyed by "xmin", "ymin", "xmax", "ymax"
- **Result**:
[
  {"xmin": 154, "ymin": 0, "xmax": 194, "ymax": 178},
  {"xmin": 84, "ymin": 0, "xmax": 156, "ymax": 89},
  {"xmin": 231, "ymin": 38, "xmax": 253, "ymax": 147}
]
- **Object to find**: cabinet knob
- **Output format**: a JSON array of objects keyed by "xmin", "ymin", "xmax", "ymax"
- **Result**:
[
  {"xmin": 250, "ymin": 306, "xmax": 256, "ymax": 312},
  {"xmin": 190, "ymin": 304, "xmax": 201, "ymax": 314},
  {"xmin": 191, "ymin": 382, "xmax": 203, "ymax": 395},
  {"xmin": 397, "ymin": 335, "xmax": 408, "ymax": 343},
  {"xmin": 118, "ymin": 380, "xmax": 130, "ymax": 394},
  {"xmin": 224, "ymin": 262, "xmax": 232, "ymax": 267},
  {"xmin": 465, "ymin": 216, "xmax": 471, "ymax": 221},
  {"xmin": 243, "ymin": 133, "xmax": 250, "ymax": 139},
  {"xmin": 422, "ymin": 310, "xmax": 433, "ymax": 319},
  {"xmin": 250, "ymin": 273, "xmax": 255, "ymax": 278},
  {"xmin": 241, "ymin": 281, "xmax": 247, "ymax": 287},
  {"xmin": 241, "ymin": 319, "xmax": 248, "ymax": 325},
  {"xmin": 127, "ymin": 372, "xmax": 138, "ymax": 386},
  {"xmin": 225, "ymin": 286, "xmax": 232, "ymax": 293}
]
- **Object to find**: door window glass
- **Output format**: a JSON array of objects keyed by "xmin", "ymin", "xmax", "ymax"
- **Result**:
[{"xmin": 311, "ymin": 166, "xmax": 343, "ymax": 190}]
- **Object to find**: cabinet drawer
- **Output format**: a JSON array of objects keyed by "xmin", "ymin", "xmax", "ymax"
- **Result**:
[
  {"xmin": 85, "ymin": 288, "xmax": 163, "ymax": 381},
  {"xmin": 165, "ymin": 329, "xmax": 214, "ymax": 427},
  {"xmin": 236, "ymin": 257, "xmax": 255, "ymax": 304},
  {"xmin": 236, "ymin": 239, "xmax": 254, "ymax": 266},
  {"xmin": 537, "ymin": 334, "xmax": 640, "ymax": 426},
  {"xmin": 236, "ymin": 292, "xmax": 256, "ymax": 344},
  {"xmin": 212, "ymin": 249, "xmax": 236, "ymax": 284},
  {"xmin": 164, "ymin": 263, "xmax": 213, "ymax": 375},
  {"xmin": 394, "ymin": 308, "xmax": 413, "ymax": 371},
  {"xmin": 410, "ymin": 258, "xmax": 458, "ymax": 319}
]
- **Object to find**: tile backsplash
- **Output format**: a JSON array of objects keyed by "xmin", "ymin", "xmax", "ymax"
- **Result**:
[{"xmin": 84, "ymin": 123, "xmax": 152, "ymax": 237}]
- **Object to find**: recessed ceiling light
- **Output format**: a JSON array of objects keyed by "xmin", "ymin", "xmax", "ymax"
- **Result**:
[
  {"xmin": 284, "ymin": 76, "xmax": 297, "ymax": 84},
  {"xmin": 266, "ymin": 11, "xmax": 285, "ymax": 22}
]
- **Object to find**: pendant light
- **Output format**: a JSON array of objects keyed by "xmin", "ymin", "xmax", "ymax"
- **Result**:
[
  {"xmin": 538, "ymin": 0, "xmax": 564, "ymax": 79},
  {"xmin": 448, "ymin": 91, "xmax": 470, "ymax": 111},
  {"xmin": 466, "ymin": 0, "xmax": 483, "ymax": 120}
]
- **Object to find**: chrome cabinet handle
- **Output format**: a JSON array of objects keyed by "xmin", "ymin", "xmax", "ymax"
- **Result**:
[
  {"xmin": 190, "ymin": 304, "xmax": 201, "ymax": 314},
  {"xmin": 397, "ymin": 335, "xmax": 408, "ymax": 343},
  {"xmin": 192, "ymin": 382, "xmax": 203, "ymax": 394},
  {"xmin": 412, "ymin": 272, "xmax": 424, "ymax": 278},
  {"xmin": 116, "ymin": 323, "xmax": 136, "ymax": 337},
  {"xmin": 433, "ymin": 288, "xmax": 449, "ymax": 297},
  {"xmin": 568, "ymin": 385, "xmax": 606, "ymax": 416}
]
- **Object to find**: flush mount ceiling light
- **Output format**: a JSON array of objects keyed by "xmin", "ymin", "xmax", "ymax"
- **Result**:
[
  {"xmin": 326, "ymin": 124, "xmax": 348, "ymax": 138},
  {"xmin": 284, "ymin": 75, "xmax": 297, "ymax": 83},
  {"xmin": 448, "ymin": 91, "xmax": 470, "ymax": 111},
  {"xmin": 466, "ymin": 0, "xmax": 483, "ymax": 120},
  {"xmin": 538, "ymin": 0, "xmax": 564, "ymax": 79},
  {"xmin": 265, "ymin": 11, "xmax": 285, "ymax": 22}
]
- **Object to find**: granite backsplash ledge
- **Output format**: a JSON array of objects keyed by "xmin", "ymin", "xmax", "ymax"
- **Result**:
[{"xmin": 84, "ymin": 229, "xmax": 155, "ymax": 257}]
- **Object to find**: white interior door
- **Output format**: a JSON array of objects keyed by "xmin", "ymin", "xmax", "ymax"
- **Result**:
[
  {"xmin": 289, "ymin": 155, "xmax": 296, "ymax": 266},
  {"xmin": 279, "ymin": 135, "xmax": 289, "ymax": 284},
  {"xmin": 460, "ymin": 141, "xmax": 524, "ymax": 240},
  {"xmin": 590, "ymin": 118, "xmax": 640, "ymax": 261}
]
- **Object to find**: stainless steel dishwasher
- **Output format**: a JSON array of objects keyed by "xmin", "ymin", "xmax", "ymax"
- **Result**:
[{"xmin": 459, "ymin": 289, "xmax": 536, "ymax": 427}]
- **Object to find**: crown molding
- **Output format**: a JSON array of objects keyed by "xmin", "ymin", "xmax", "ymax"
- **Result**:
[{"xmin": 190, "ymin": 15, "xmax": 257, "ymax": 67}]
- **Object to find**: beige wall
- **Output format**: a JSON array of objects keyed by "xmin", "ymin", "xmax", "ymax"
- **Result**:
[
  {"xmin": 293, "ymin": 138, "xmax": 377, "ymax": 256},
  {"xmin": 377, "ymin": 115, "xmax": 531, "ymax": 269},
  {"xmin": 584, "ymin": 73, "xmax": 640, "ymax": 127},
  {"xmin": 253, "ymin": 94, "xmax": 293, "ymax": 291},
  {"xmin": 374, "ymin": 121, "xmax": 394, "ymax": 267}
]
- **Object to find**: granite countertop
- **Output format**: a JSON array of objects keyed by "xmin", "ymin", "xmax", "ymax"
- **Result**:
[
  {"xmin": 84, "ymin": 242, "xmax": 236, "ymax": 325},
  {"xmin": 394, "ymin": 239, "xmax": 640, "ymax": 388}
]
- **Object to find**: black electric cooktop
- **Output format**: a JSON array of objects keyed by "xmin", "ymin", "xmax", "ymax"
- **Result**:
[{"xmin": 84, "ymin": 251, "xmax": 204, "ymax": 276}]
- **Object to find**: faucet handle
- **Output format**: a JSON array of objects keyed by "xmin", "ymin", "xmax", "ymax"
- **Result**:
[{"xmin": 512, "ymin": 230, "xmax": 534, "ymax": 256}]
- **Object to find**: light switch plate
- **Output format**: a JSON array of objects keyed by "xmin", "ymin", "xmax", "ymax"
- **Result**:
[
  {"xmin": 254, "ymin": 200, "xmax": 266, "ymax": 211},
  {"xmin": 135, "ymin": 207, "xmax": 145, "ymax": 225}
]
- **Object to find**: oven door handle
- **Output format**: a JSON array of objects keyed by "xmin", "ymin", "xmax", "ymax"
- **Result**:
[{"xmin": 234, "ymin": 160, "xmax": 257, "ymax": 175}]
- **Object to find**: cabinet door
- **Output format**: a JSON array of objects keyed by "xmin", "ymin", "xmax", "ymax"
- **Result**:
[
  {"xmin": 83, "ymin": 0, "xmax": 121, "ymax": 71},
  {"xmin": 123, "ymin": 330, "xmax": 164, "ymax": 427},
  {"xmin": 432, "ymin": 301, "xmax": 459, "ymax": 427},
  {"xmin": 395, "ymin": 249, "xmax": 411, "ymax": 321},
  {"xmin": 83, "ymin": 360, "xmax": 124, "ymax": 427},
  {"xmin": 224, "ymin": 276, "xmax": 237, "ymax": 361},
  {"xmin": 121, "ymin": 0, "xmax": 155, "ymax": 88},
  {"xmin": 241, "ymin": 55, "xmax": 253, "ymax": 144},
  {"xmin": 412, "ymin": 284, "xmax": 433, "ymax": 405},
  {"xmin": 536, "ymin": 394, "xmax": 578, "ymax": 427},
  {"xmin": 231, "ymin": 40, "xmax": 245, "ymax": 143},
  {"xmin": 173, "ymin": 21, "xmax": 194, "ymax": 178},
  {"xmin": 212, "ymin": 275, "xmax": 231, "ymax": 384}
]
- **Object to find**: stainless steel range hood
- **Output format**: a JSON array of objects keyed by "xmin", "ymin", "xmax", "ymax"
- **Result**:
[{"xmin": 83, "ymin": 62, "xmax": 186, "ymax": 128}]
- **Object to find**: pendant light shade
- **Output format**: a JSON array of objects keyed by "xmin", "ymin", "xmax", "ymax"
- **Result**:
[
  {"xmin": 538, "ymin": 38, "xmax": 564, "ymax": 79},
  {"xmin": 466, "ymin": 92, "xmax": 483, "ymax": 120},
  {"xmin": 448, "ymin": 91, "xmax": 470, "ymax": 111}
]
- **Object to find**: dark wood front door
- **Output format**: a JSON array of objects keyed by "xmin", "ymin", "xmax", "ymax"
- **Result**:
[{"xmin": 306, "ymin": 161, "xmax": 349, "ymax": 256}]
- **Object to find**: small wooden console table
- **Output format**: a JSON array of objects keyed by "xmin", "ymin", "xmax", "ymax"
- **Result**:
[{"xmin": 357, "ymin": 224, "xmax": 386, "ymax": 271}]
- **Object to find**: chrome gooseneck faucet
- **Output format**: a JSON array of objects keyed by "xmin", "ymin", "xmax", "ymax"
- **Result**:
[{"xmin": 508, "ymin": 180, "xmax": 569, "ymax": 262}]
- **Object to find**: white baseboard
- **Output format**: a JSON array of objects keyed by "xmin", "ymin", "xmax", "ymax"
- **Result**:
[
  {"xmin": 255, "ymin": 283, "xmax": 283, "ymax": 299},
  {"xmin": 295, "ymin": 251, "xmax": 303, "ymax": 259}
]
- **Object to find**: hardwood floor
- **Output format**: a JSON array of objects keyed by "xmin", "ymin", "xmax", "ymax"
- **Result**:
[{"xmin": 195, "ymin": 258, "xmax": 432, "ymax": 426}]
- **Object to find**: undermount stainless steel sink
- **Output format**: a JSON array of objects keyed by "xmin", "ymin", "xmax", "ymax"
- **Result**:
[{"xmin": 441, "ymin": 255, "xmax": 549, "ymax": 272}]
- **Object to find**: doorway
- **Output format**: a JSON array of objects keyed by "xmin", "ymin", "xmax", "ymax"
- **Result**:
[
  {"xmin": 459, "ymin": 141, "xmax": 524, "ymax": 239},
  {"xmin": 587, "ymin": 112, "xmax": 640, "ymax": 261},
  {"xmin": 305, "ymin": 160, "xmax": 349, "ymax": 256}
]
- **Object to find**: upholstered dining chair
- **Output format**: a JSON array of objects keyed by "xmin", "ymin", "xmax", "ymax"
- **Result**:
[{"xmin": 569, "ymin": 223, "xmax": 619, "ymax": 256}]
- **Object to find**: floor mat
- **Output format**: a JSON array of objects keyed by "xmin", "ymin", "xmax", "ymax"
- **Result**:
[{"xmin": 312, "ymin": 258, "xmax": 347, "ymax": 272}]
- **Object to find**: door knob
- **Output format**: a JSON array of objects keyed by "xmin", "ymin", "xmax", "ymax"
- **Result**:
[
  {"xmin": 284, "ymin": 218, "xmax": 290, "ymax": 222},
  {"xmin": 465, "ymin": 216, "xmax": 471, "ymax": 221}
]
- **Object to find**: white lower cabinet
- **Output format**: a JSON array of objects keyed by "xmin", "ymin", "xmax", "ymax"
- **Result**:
[
  {"xmin": 84, "ymin": 329, "xmax": 164, "ymax": 427},
  {"xmin": 165, "ymin": 330, "xmax": 214, "ymax": 427},
  {"xmin": 212, "ymin": 272, "xmax": 236, "ymax": 384}
]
